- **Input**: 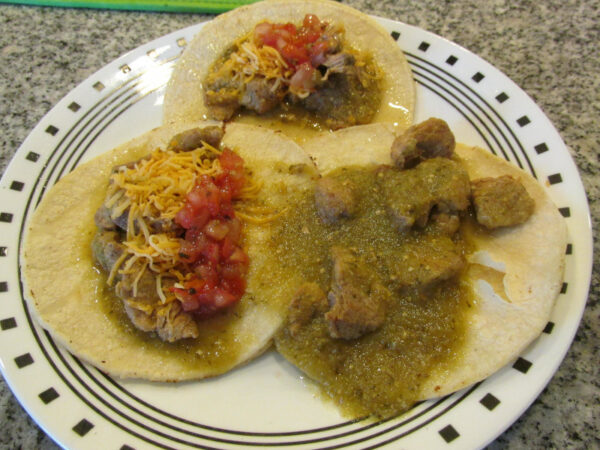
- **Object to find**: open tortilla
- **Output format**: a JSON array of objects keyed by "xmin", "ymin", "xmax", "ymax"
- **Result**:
[
  {"xmin": 286, "ymin": 125, "xmax": 567, "ymax": 406},
  {"xmin": 163, "ymin": 0, "xmax": 415, "ymax": 133},
  {"xmin": 22, "ymin": 122, "xmax": 317, "ymax": 381}
]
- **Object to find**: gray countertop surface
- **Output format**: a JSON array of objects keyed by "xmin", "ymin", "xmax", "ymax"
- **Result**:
[{"xmin": 0, "ymin": 0, "xmax": 598, "ymax": 448}]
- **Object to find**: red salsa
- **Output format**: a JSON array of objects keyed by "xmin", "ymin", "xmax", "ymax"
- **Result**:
[
  {"xmin": 254, "ymin": 14, "xmax": 331, "ymax": 93},
  {"xmin": 172, "ymin": 149, "xmax": 249, "ymax": 317}
]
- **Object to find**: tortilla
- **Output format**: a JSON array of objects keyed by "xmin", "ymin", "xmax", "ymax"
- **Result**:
[
  {"xmin": 422, "ymin": 143, "xmax": 567, "ymax": 398},
  {"xmin": 163, "ymin": 0, "xmax": 415, "ymax": 134},
  {"xmin": 22, "ymin": 122, "xmax": 317, "ymax": 381},
  {"xmin": 292, "ymin": 125, "xmax": 567, "ymax": 404}
]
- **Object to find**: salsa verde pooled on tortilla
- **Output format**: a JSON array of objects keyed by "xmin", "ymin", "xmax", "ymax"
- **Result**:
[
  {"xmin": 274, "ymin": 119, "xmax": 567, "ymax": 418},
  {"xmin": 164, "ymin": 0, "xmax": 415, "ymax": 136}
]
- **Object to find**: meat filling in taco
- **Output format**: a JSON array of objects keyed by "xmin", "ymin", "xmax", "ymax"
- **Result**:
[
  {"xmin": 91, "ymin": 126, "xmax": 255, "ymax": 342},
  {"xmin": 203, "ymin": 14, "xmax": 381, "ymax": 129},
  {"xmin": 274, "ymin": 118, "xmax": 544, "ymax": 418}
]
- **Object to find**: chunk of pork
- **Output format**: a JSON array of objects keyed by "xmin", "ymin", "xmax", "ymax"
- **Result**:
[
  {"xmin": 391, "ymin": 118, "xmax": 455, "ymax": 169},
  {"xmin": 325, "ymin": 247, "xmax": 388, "ymax": 340}
]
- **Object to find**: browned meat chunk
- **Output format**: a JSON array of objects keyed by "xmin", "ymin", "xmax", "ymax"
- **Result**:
[
  {"xmin": 91, "ymin": 231, "xmax": 124, "ymax": 272},
  {"xmin": 97, "ymin": 201, "xmax": 182, "ymax": 235},
  {"xmin": 322, "ymin": 52, "xmax": 355, "ymax": 74},
  {"xmin": 92, "ymin": 234, "xmax": 199, "ymax": 342},
  {"xmin": 122, "ymin": 300, "xmax": 199, "ymax": 342},
  {"xmin": 391, "ymin": 118, "xmax": 455, "ymax": 169},
  {"xmin": 154, "ymin": 301, "xmax": 199, "ymax": 342},
  {"xmin": 378, "ymin": 158, "xmax": 471, "ymax": 232},
  {"xmin": 168, "ymin": 126, "xmax": 224, "ymax": 151},
  {"xmin": 325, "ymin": 247, "xmax": 388, "ymax": 340},
  {"xmin": 391, "ymin": 236, "xmax": 465, "ymax": 289},
  {"xmin": 314, "ymin": 176, "xmax": 356, "ymax": 224},
  {"xmin": 205, "ymin": 73, "xmax": 286, "ymax": 118},
  {"xmin": 148, "ymin": 217, "xmax": 184, "ymax": 235},
  {"xmin": 111, "ymin": 208, "xmax": 128, "ymax": 231},
  {"xmin": 204, "ymin": 87, "xmax": 241, "ymax": 120},
  {"xmin": 115, "ymin": 261, "xmax": 160, "ymax": 301},
  {"xmin": 241, "ymin": 78, "xmax": 285, "ymax": 114},
  {"xmin": 287, "ymin": 282, "xmax": 328, "ymax": 338},
  {"xmin": 116, "ymin": 262, "xmax": 199, "ymax": 342},
  {"xmin": 300, "ymin": 60, "xmax": 380, "ymax": 129},
  {"xmin": 94, "ymin": 205, "xmax": 117, "ymax": 231},
  {"xmin": 471, "ymin": 175, "xmax": 535, "ymax": 228}
]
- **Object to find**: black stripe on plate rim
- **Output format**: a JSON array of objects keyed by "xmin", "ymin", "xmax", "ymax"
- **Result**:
[
  {"xmin": 411, "ymin": 68, "xmax": 502, "ymax": 159},
  {"xmin": 411, "ymin": 67, "xmax": 540, "ymax": 183},
  {"xmin": 97, "ymin": 366, "xmax": 368, "ymax": 437},
  {"xmin": 408, "ymin": 59, "xmax": 511, "ymax": 160},
  {"xmin": 338, "ymin": 384, "xmax": 480, "ymax": 449},
  {"xmin": 15, "ymin": 53, "xmax": 203, "ymax": 450},
  {"xmin": 15, "ymin": 302, "xmax": 176, "ymax": 449},
  {"xmin": 52, "ymin": 327, "xmax": 449, "ymax": 448},
  {"xmin": 32, "ymin": 77, "xmax": 148, "ymax": 207},
  {"xmin": 30, "ymin": 55, "xmax": 178, "ymax": 207},
  {"xmin": 70, "ymin": 347, "xmax": 466, "ymax": 447},
  {"xmin": 34, "ymin": 74, "xmax": 170, "ymax": 210},
  {"xmin": 407, "ymin": 50, "xmax": 533, "ymax": 172},
  {"xmin": 82, "ymin": 356, "xmax": 457, "ymax": 442},
  {"xmin": 36, "ymin": 81, "xmax": 155, "ymax": 206}
]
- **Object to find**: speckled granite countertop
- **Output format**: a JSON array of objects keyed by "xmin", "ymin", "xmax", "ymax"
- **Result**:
[{"xmin": 0, "ymin": 0, "xmax": 598, "ymax": 448}]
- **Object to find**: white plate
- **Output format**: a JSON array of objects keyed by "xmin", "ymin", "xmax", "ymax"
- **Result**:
[{"xmin": 0, "ymin": 17, "xmax": 592, "ymax": 450}]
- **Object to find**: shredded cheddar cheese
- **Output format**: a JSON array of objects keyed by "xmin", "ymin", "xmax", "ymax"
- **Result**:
[
  {"xmin": 216, "ymin": 36, "xmax": 293, "ymax": 88},
  {"xmin": 105, "ymin": 144, "xmax": 219, "ymax": 299},
  {"xmin": 103, "ymin": 140, "xmax": 277, "ymax": 304},
  {"xmin": 206, "ymin": 31, "xmax": 319, "ymax": 100}
]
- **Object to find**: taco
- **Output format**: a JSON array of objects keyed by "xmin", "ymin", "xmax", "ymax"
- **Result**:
[
  {"xmin": 274, "ymin": 119, "xmax": 567, "ymax": 418},
  {"xmin": 22, "ymin": 122, "xmax": 317, "ymax": 381},
  {"xmin": 163, "ymin": 0, "xmax": 415, "ymax": 138}
]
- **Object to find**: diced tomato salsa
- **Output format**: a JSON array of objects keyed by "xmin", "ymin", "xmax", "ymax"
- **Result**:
[
  {"xmin": 172, "ymin": 148, "xmax": 249, "ymax": 317},
  {"xmin": 254, "ymin": 14, "xmax": 331, "ymax": 92}
]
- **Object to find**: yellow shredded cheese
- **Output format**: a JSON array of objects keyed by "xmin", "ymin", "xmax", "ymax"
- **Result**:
[
  {"xmin": 131, "ymin": 260, "xmax": 148, "ymax": 297},
  {"xmin": 103, "ymin": 141, "xmax": 281, "ymax": 304},
  {"xmin": 104, "ymin": 146, "xmax": 222, "ymax": 299},
  {"xmin": 208, "ymin": 32, "xmax": 303, "ymax": 99},
  {"xmin": 107, "ymin": 251, "xmax": 129, "ymax": 286}
]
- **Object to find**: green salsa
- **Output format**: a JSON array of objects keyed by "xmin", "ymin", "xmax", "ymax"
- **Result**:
[{"xmin": 272, "ymin": 166, "xmax": 474, "ymax": 418}]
